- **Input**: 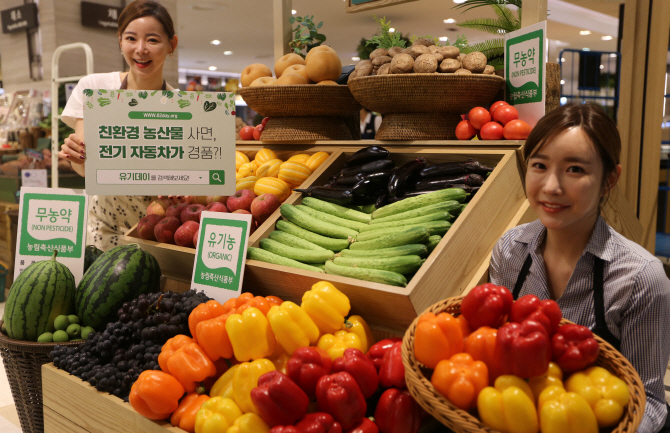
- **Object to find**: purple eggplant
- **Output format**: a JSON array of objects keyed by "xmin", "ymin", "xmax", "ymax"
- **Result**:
[
  {"xmin": 419, "ymin": 159, "xmax": 495, "ymax": 179},
  {"xmin": 387, "ymin": 158, "xmax": 428, "ymax": 197},
  {"xmin": 339, "ymin": 158, "xmax": 394, "ymax": 177},
  {"xmin": 334, "ymin": 173, "xmax": 366, "ymax": 186},
  {"xmin": 351, "ymin": 179, "xmax": 383, "ymax": 195},
  {"xmin": 364, "ymin": 170, "xmax": 394, "ymax": 185},
  {"xmin": 302, "ymin": 187, "xmax": 354, "ymax": 205},
  {"xmin": 344, "ymin": 146, "xmax": 390, "ymax": 168},
  {"xmin": 375, "ymin": 192, "xmax": 388, "ymax": 208},
  {"xmin": 412, "ymin": 173, "xmax": 484, "ymax": 190}
]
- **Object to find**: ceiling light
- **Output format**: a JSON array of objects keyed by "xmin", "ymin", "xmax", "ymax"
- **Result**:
[
  {"xmin": 210, "ymin": 40, "xmax": 220, "ymax": 45},
  {"xmin": 352, "ymin": 56, "xmax": 360, "ymax": 61},
  {"xmin": 609, "ymin": 53, "xmax": 617, "ymax": 58},
  {"xmin": 579, "ymin": 30, "xmax": 591, "ymax": 35},
  {"xmin": 444, "ymin": 18, "xmax": 456, "ymax": 24},
  {"xmin": 292, "ymin": 9, "xmax": 297, "ymax": 15},
  {"xmin": 453, "ymin": 0, "xmax": 466, "ymax": 3},
  {"xmin": 601, "ymin": 35, "xmax": 613, "ymax": 41},
  {"xmin": 560, "ymin": 80, "xmax": 565, "ymax": 84},
  {"xmin": 208, "ymin": 66, "xmax": 217, "ymax": 71},
  {"xmin": 600, "ymin": 65, "xmax": 604, "ymax": 69},
  {"xmin": 561, "ymin": 57, "xmax": 566, "ymax": 62},
  {"xmin": 389, "ymin": 28, "xmax": 395, "ymax": 33},
  {"xmin": 582, "ymin": 48, "xmax": 590, "ymax": 51},
  {"xmin": 439, "ymin": 37, "xmax": 448, "ymax": 42},
  {"xmin": 224, "ymin": 51, "xmax": 233, "ymax": 55}
]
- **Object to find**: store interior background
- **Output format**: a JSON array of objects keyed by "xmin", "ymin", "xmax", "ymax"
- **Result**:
[{"xmin": 0, "ymin": 0, "xmax": 668, "ymax": 430}]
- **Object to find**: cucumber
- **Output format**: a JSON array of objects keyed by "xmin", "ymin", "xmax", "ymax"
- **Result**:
[
  {"xmin": 268, "ymin": 230, "xmax": 327, "ymax": 251},
  {"xmin": 350, "ymin": 227, "xmax": 430, "ymax": 250},
  {"xmin": 359, "ymin": 211, "xmax": 451, "ymax": 232},
  {"xmin": 296, "ymin": 205, "xmax": 368, "ymax": 231},
  {"xmin": 339, "ymin": 244, "xmax": 428, "ymax": 258},
  {"xmin": 325, "ymin": 260, "xmax": 407, "ymax": 287},
  {"xmin": 313, "ymin": 263, "xmax": 326, "ymax": 270},
  {"xmin": 333, "ymin": 255, "xmax": 423, "ymax": 275},
  {"xmin": 371, "ymin": 188, "xmax": 467, "ymax": 220},
  {"xmin": 247, "ymin": 247, "xmax": 324, "ymax": 273},
  {"xmin": 355, "ymin": 221, "xmax": 451, "ymax": 242},
  {"xmin": 370, "ymin": 201, "xmax": 462, "ymax": 224},
  {"xmin": 281, "ymin": 204, "xmax": 358, "ymax": 240},
  {"xmin": 358, "ymin": 204, "xmax": 377, "ymax": 214},
  {"xmin": 260, "ymin": 238, "xmax": 334, "ymax": 263},
  {"xmin": 276, "ymin": 220, "xmax": 351, "ymax": 252},
  {"xmin": 302, "ymin": 197, "xmax": 372, "ymax": 223},
  {"xmin": 426, "ymin": 235, "xmax": 442, "ymax": 253}
]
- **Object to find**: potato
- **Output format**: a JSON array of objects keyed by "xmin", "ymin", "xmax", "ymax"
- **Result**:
[
  {"xmin": 355, "ymin": 59, "xmax": 372, "ymax": 71},
  {"xmin": 355, "ymin": 60, "xmax": 373, "ymax": 77},
  {"xmin": 408, "ymin": 45, "xmax": 430, "ymax": 59},
  {"xmin": 377, "ymin": 63, "xmax": 391, "ymax": 75},
  {"xmin": 413, "ymin": 38, "xmax": 435, "ymax": 47},
  {"xmin": 428, "ymin": 45, "xmax": 439, "ymax": 54},
  {"xmin": 241, "ymin": 63, "xmax": 273, "ymax": 87},
  {"xmin": 458, "ymin": 53, "xmax": 467, "ymax": 63},
  {"xmin": 370, "ymin": 48, "xmax": 389, "ymax": 60},
  {"xmin": 483, "ymin": 65, "xmax": 496, "ymax": 75},
  {"xmin": 430, "ymin": 52, "xmax": 444, "ymax": 63},
  {"xmin": 414, "ymin": 54, "xmax": 438, "ymax": 73},
  {"xmin": 249, "ymin": 76, "xmax": 277, "ymax": 86},
  {"xmin": 439, "ymin": 58, "xmax": 461, "ymax": 73},
  {"xmin": 372, "ymin": 56, "xmax": 392, "ymax": 67},
  {"xmin": 462, "ymin": 52, "xmax": 487, "ymax": 73},
  {"xmin": 390, "ymin": 53, "xmax": 414, "ymax": 74},
  {"xmin": 454, "ymin": 68, "xmax": 472, "ymax": 75},
  {"xmin": 438, "ymin": 46, "xmax": 460, "ymax": 60},
  {"xmin": 388, "ymin": 46, "xmax": 403, "ymax": 57},
  {"xmin": 348, "ymin": 69, "xmax": 359, "ymax": 80}
]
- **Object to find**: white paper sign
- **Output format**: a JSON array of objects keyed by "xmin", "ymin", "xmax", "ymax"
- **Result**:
[
  {"xmin": 21, "ymin": 169, "xmax": 47, "ymax": 188},
  {"xmin": 190, "ymin": 211, "xmax": 252, "ymax": 302},
  {"xmin": 14, "ymin": 187, "xmax": 89, "ymax": 284}
]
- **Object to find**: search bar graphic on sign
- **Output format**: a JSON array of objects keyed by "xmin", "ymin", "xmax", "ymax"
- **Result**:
[{"xmin": 96, "ymin": 170, "xmax": 226, "ymax": 185}]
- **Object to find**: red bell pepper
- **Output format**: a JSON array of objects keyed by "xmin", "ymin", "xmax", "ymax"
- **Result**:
[
  {"xmin": 316, "ymin": 372, "xmax": 367, "ymax": 431},
  {"xmin": 510, "ymin": 294, "xmax": 562, "ymax": 336},
  {"xmin": 378, "ymin": 342, "xmax": 405, "ymax": 389},
  {"xmin": 460, "ymin": 283, "xmax": 513, "ymax": 330},
  {"xmin": 346, "ymin": 417, "xmax": 379, "ymax": 433},
  {"xmin": 551, "ymin": 323, "xmax": 600, "ymax": 373},
  {"xmin": 297, "ymin": 412, "xmax": 343, "ymax": 433},
  {"xmin": 286, "ymin": 346, "xmax": 333, "ymax": 399},
  {"xmin": 271, "ymin": 427, "xmax": 300, "ymax": 433},
  {"xmin": 495, "ymin": 319, "xmax": 551, "ymax": 378},
  {"xmin": 374, "ymin": 388, "xmax": 423, "ymax": 433},
  {"xmin": 251, "ymin": 371, "xmax": 309, "ymax": 427},
  {"xmin": 332, "ymin": 348, "xmax": 379, "ymax": 399},
  {"xmin": 366, "ymin": 338, "xmax": 402, "ymax": 372}
]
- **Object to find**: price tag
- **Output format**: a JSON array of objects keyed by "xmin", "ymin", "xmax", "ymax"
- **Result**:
[
  {"xmin": 191, "ymin": 211, "xmax": 252, "ymax": 302},
  {"xmin": 15, "ymin": 187, "xmax": 88, "ymax": 284},
  {"xmin": 21, "ymin": 169, "xmax": 47, "ymax": 188}
]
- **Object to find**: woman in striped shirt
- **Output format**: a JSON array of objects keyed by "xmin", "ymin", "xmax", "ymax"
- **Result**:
[{"xmin": 490, "ymin": 103, "xmax": 670, "ymax": 433}]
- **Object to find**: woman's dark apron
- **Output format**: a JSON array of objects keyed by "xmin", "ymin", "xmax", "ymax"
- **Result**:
[{"xmin": 361, "ymin": 113, "xmax": 377, "ymax": 139}]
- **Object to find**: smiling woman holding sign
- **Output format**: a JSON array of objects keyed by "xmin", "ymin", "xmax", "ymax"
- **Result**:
[{"xmin": 59, "ymin": 0, "xmax": 177, "ymax": 249}]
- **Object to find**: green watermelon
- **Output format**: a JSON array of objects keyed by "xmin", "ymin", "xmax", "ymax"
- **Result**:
[
  {"xmin": 75, "ymin": 244, "xmax": 161, "ymax": 329},
  {"xmin": 5, "ymin": 250, "xmax": 76, "ymax": 341},
  {"xmin": 84, "ymin": 245, "xmax": 104, "ymax": 273}
]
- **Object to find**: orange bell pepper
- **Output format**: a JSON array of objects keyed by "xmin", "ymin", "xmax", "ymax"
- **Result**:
[
  {"xmin": 464, "ymin": 326, "xmax": 501, "ymax": 384},
  {"xmin": 189, "ymin": 300, "xmax": 228, "ymax": 342},
  {"xmin": 171, "ymin": 393, "xmax": 210, "ymax": 432},
  {"xmin": 159, "ymin": 335, "xmax": 194, "ymax": 373},
  {"xmin": 431, "ymin": 352, "xmax": 488, "ymax": 411},
  {"xmin": 414, "ymin": 312, "xmax": 464, "ymax": 369},
  {"xmin": 203, "ymin": 358, "xmax": 230, "ymax": 392},
  {"xmin": 164, "ymin": 342, "xmax": 217, "ymax": 393},
  {"xmin": 129, "ymin": 370, "xmax": 185, "ymax": 420},
  {"xmin": 456, "ymin": 315, "xmax": 472, "ymax": 339},
  {"xmin": 196, "ymin": 313, "xmax": 235, "ymax": 361},
  {"xmin": 265, "ymin": 295, "xmax": 284, "ymax": 307},
  {"xmin": 226, "ymin": 307, "xmax": 276, "ymax": 361},
  {"xmin": 236, "ymin": 295, "xmax": 272, "ymax": 316}
]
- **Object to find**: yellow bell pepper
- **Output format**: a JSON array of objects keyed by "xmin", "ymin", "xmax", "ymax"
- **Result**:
[
  {"xmin": 537, "ymin": 385, "xmax": 598, "ymax": 433},
  {"xmin": 528, "ymin": 362, "xmax": 563, "ymax": 403},
  {"xmin": 317, "ymin": 330, "xmax": 364, "ymax": 361},
  {"xmin": 564, "ymin": 366, "xmax": 630, "ymax": 428},
  {"xmin": 226, "ymin": 413, "xmax": 270, "ymax": 433},
  {"xmin": 269, "ymin": 350, "xmax": 290, "ymax": 375},
  {"xmin": 195, "ymin": 397, "xmax": 243, "ymax": 433},
  {"xmin": 343, "ymin": 315, "xmax": 375, "ymax": 353},
  {"xmin": 226, "ymin": 307, "xmax": 276, "ymax": 361},
  {"xmin": 210, "ymin": 364, "xmax": 239, "ymax": 399},
  {"xmin": 301, "ymin": 281, "xmax": 351, "ymax": 334},
  {"xmin": 477, "ymin": 375, "xmax": 539, "ymax": 433},
  {"xmin": 267, "ymin": 301, "xmax": 319, "ymax": 354},
  {"xmin": 232, "ymin": 359, "xmax": 276, "ymax": 414}
]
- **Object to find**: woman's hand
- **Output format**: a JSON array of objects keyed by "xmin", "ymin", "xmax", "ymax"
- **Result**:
[{"xmin": 58, "ymin": 131, "xmax": 86, "ymax": 177}]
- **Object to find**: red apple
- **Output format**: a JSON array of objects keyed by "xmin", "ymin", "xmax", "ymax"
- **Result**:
[
  {"xmin": 204, "ymin": 202, "xmax": 228, "ymax": 213},
  {"xmin": 250, "ymin": 193, "xmax": 281, "ymax": 224},
  {"xmin": 175, "ymin": 221, "xmax": 199, "ymax": 248},
  {"xmin": 206, "ymin": 195, "xmax": 229, "ymax": 205},
  {"xmin": 137, "ymin": 214, "xmax": 163, "ymax": 241},
  {"xmin": 146, "ymin": 201, "xmax": 167, "ymax": 218},
  {"xmin": 166, "ymin": 203, "xmax": 189, "ymax": 219},
  {"xmin": 154, "ymin": 217, "xmax": 181, "ymax": 244},
  {"xmin": 180, "ymin": 204, "xmax": 206, "ymax": 224},
  {"xmin": 193, "ymin": 228, "xmax": 200, "ymax": 248},
  {"xmin": 232, "ymin": 209, "xmax": 257, "ymax": 234},
  {"xmin": 185, "ymin": 196, "xmax": 208, "ymax": 205},
  {"xmin": 227, "ymin": 189, "xmax": 256, "ymax": 212}
]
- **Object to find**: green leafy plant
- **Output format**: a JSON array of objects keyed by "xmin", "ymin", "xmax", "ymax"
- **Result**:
[
  {"xmin": 366, "ymin": 15, "xmax": 407, "ymax": 50},
  {"xmin": 289, "ymin": 15, "xmax": 326, "ymax": 58}
]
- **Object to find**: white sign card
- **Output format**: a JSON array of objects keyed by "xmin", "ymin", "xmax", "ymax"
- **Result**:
[
  {"xmin": 505, "ymin": 21, "xmax": 547, "ymax": 127},
  {"xmin": 15, "ymin": 187, "xmax": 89, "ymax": 284},
  {"xmin": 83, "ymin": 89, "xmax": 236, "ymax": 196},
  {"xmin": 21, "ymin": 169, "xmax": 47, "ymax": 188},
  {"xmin": 190, "ymin": 211, "xmax": 252, "ymax": 302}
]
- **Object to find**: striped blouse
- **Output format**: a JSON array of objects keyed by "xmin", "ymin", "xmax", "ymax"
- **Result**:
[{"xmin": 490, "ymin": 217, "xmax": 670, "ymax": 433}]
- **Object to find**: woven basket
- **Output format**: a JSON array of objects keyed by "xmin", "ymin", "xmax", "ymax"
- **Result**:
[
  {"xmin": 401, "ymin": 297, "xmax": 646, "ymax": 433},
  {"xmin": 0, "ymin": 322, "xmax": 83, "ymax": 433}
]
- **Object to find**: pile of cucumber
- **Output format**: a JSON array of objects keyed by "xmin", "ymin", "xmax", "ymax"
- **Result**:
[{"xmin": 247, "ymin": 187, "xmax": 468, "ymax": 287}]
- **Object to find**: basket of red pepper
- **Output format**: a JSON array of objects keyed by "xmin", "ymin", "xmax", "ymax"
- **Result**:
[{"xmin": 401, "ymin": 286, "xmax": 646, "ymax": 433}]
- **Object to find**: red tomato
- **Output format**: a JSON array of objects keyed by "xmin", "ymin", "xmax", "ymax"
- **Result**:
[
  {"xmin": 455, "ymin": 120, "xmax": 477, "ymax": 140},
  {"xmin": 468, "ymin": 107, "xmax": 491, "ymax": 130},
  {"xmin": 261, "ymin": 117, "xmax": 270, "ymax": 127},
  {"xmin": 493, "ymin": 105, "xmax": 519, "ymax": 126},
  {"xmin": 480, "ymin": 121, "xmax": 504, "ymax": 140},
  {"xmin": 489, "ymin": 100, "xmax": 509, "ymax": 117},
  {"xmin": 503, "ymin": 119, "xmax": 532, "ymax": 140},
  {"xmin": 239, "ymin": 126, "xmax": 254, "ymax": 141},
  {"xmin": 253, "ymin": 125, "xmax": 263, "ymax": 141}
]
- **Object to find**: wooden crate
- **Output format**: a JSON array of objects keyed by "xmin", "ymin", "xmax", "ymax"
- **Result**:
[
  {"xmin": 120, "ymin": 147, "xmax": 343, "ymax": 282},
  {"xmin": 245, "ymin": 147, "xmax": 525, "ymax": 333},
  {"xmin": 42, "ymin": 363, "xmax": 185, "ymax": 433}
]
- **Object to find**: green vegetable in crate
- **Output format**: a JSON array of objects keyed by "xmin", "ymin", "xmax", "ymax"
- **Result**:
[
  {"xmin": 295, "ymin": 205, "xmax": 368, "ymax": 231},
  {"xmin": 338, "ymin": 244, "xmax": 428, "ymax": 258},
  {"xmin": 358, "ymin": 211, "xmax": 452, "ymax": 232},
  {"xmin": 268, "ymin": 231, "xmax": 327, "ymax": 251},
  {"xmin": 426, "ymin": 235, "xmax": 442, "ymax": 253},
  {"xmin": 301, "ymin": 197, "xmax": 372, "ymax": 223},
  {"xmin": 4, "ymin": 250, "xmax": 76, "ymax": 341},
  {"xmin": 75, "ymin": 244, "xmax": 161, "ymax": 330},
  {"xmin": 325, "ymin": 261, "xmax": 407, "ymax": 287},
  {"xmin": 333, "ymin": 255, "xmax": 423, "ymax": 275},
  {"xmin": 281, "ymin": 204, "xmax": 358, "ymax": 240},
  {"xmin": 84, "ymin": 245, "xmax": 104, "ymax": 273},
  {"xmin": 276, "ymin": 220, "xmax": 350, "ymax": 252},
  {"xmin": 350, "ymin": 227, "xmax": 430, "ymax": 250},
  {"xmin": 355, "ymin": 221, "xmax": 451, "ymax": 242},
  {"xmin": 259, "ymin": 238, "xmax": 334, "ymax": 263},
  {"xmin": 371, "ymin": 188, "xmax": 467, "ymax": 220},
  {"xmin": 370, "ymin": 201, "xmax": 462, "ymax": 224},
  {"xmin": 247, "ymin": 247, "xmax": 324, "ymax": 273}
]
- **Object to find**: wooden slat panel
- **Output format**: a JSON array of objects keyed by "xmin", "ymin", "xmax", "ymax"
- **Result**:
[
  {"xmin": 238, "ymin": 139, "xmax": 524, "ymax": 149},
  {"xmin": 44, "ymin": 407, "xmax": 90, "ymax": 433}
]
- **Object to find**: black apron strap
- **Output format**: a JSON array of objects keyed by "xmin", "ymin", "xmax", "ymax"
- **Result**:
[
  {"xmin": 512, "ymin": 253, "xmax": 533, "ymax": 300},
  {"xmin": 591, "ymin": 257, "xmax": 621, "ymax": 351},
  {"xmin": 119, "ymin": 74, "xmax": 166, "ymax": 90}
]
